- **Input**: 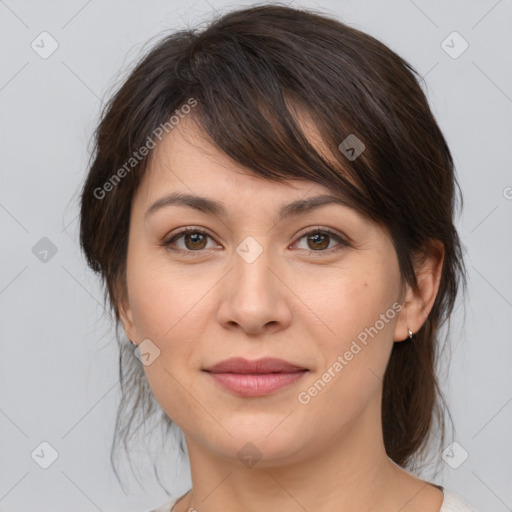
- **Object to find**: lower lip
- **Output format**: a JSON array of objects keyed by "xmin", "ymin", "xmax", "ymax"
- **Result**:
[{"xmin": 206, "ymin": 371, "xmax": 307, "ymax": 397}]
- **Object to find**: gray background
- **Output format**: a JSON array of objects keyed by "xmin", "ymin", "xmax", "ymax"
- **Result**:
[{"xmin": 1, "ymin": 0, "xmax": 511, "ymax": 511}]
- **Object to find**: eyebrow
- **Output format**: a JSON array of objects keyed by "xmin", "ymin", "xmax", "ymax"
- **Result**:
[{"xmin": 144, "ymin": 192, "xmax": 353, "ymax": 222}]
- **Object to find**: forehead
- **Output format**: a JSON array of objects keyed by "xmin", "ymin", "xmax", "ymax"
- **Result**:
[
  {"xmin": 133, "ymin": 114, "xmax": 336, "ymax": 208},
  {"xmin": 129, "ymin": 116, "xmax": 385, "ymax": 244}
]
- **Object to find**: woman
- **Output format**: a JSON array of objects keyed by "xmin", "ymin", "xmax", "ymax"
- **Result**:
[{"xmin": 79, "ymin": 4, "xmax": 475, "ymax": 511}]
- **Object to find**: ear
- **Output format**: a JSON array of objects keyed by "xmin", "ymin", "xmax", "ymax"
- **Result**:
[
  {"xmin": 394, "ymin": 240, "xmax": 445, "ymax": 342},
  {"xmin": 119, "ymin": 298, "xmax": 138, "ymax": 343},
  {"xmin": 116, "ymin": 277, "xmax": 139, "ymax": 343}
]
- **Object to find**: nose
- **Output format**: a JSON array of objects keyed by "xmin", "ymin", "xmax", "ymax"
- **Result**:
[{"xmin": 216, "ymin": 243, "xmax": 293, "ymax": 336}]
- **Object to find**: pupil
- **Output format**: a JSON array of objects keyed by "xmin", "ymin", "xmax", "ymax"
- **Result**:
[
  {"xmin": 186, "ymin": 233, "xmax": 206, "ymax": 249},
  {"xmin": 309, "ymin": 233, "xmax": 329, "ymax": 250}
]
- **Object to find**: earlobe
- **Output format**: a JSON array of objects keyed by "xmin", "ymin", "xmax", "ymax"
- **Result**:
[
  {"xmin": 393, "ymin": 301, "xmax": 414, "ymax": 342},
  {"xmin": 393, "ymin": 240, "xmax": 444, "ymax": 342}
]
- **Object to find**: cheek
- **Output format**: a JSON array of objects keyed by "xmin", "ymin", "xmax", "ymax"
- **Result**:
[
  {"xmin": 298, "ymin": 259, "xmax": 400, "ymax": 347},
  {"xmin": 297, "ymin": 256, "xmax": 400, "ymax": 408},
  {"xmin": 126, "ymin": 260, "xmax": 210, "ymax": 425},
  {"xmin": 126, "ymin": 250, "xmax": 213, "ymax": 340},
  {"xmin": 126, "ymin": 254, "xmax": 215, "ymax": 396}
]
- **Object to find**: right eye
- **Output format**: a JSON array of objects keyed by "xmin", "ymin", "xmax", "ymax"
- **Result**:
[{"xmin": 162, "ymin": 227, "xmax": 222, "ymax": 253}]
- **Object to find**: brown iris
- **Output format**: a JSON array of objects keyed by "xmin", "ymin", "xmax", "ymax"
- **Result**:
[
  {"xmin": 184, "ymin": 232, "xmax": 208, "ymax": 250},
  {"xmin": 307, "ymin": 232, "xmax": 330, "ymax": 250}
]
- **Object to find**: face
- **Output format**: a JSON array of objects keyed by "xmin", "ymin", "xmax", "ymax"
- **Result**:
[{"xmin": 119, "ymin": 116, "xmax": 411, "ymax": 466}]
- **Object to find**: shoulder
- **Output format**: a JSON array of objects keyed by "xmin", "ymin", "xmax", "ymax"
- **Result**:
[
  {"xmin": 441, "ymin": 490, "xmax": 479, "ymax": 512},
  {"xmin": 144, "ymin": 497, "xmax": 178, "ymax": 512},
  {"xmin": 146, "ymin": 489, "xmax": 479, "ymax": 512}
]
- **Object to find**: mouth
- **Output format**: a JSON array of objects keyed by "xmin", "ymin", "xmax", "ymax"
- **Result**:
[{"xmin": 203, "ymin": 357, "xmax": 309, "ymax": 397}]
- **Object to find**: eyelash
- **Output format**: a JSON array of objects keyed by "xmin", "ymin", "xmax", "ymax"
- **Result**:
[{"xmin": 162, "ymin": 226, "xmax": 350, "ymax": 256}]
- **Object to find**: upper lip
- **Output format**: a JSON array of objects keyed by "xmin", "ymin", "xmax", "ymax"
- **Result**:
[{"xmin": 204, "ymin": 357, "xmax": 308, "ymax": 374}]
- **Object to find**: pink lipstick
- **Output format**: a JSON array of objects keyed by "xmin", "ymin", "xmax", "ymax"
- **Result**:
[{"xmin": 203, "ymin": 357, "xmax": 308, "ymax": 397}]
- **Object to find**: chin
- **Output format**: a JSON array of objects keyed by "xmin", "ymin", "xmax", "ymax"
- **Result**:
[{"xmin": 198, "ymin": 418, "xmax": 313, "ymax": 467}]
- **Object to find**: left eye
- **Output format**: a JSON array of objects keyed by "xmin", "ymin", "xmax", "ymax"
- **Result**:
[
  {"xmin": 163, "ymin": 228, "xmax": 348, "ymax": 253},
  {"xmin": 294, "ymin": 229, "xmax": 347, "ymax": 251}
]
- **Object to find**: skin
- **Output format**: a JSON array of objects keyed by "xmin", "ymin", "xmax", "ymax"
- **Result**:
[{"xmin": 119, "ymin": 114, "xmax": 445, "ymax": 512}]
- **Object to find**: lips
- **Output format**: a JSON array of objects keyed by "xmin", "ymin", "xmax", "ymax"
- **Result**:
[
  {"xmin": 203, "ymin": 357, "xmax": 308, "ymax": 397},
  {"xmin": 205, "ymin": 357, "xmax": 307, "ymax": 374}
]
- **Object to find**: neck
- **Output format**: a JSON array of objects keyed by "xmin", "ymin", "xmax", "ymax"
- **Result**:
[{"xmin": 175, "ymin": 396, "xmax": 438, "ymax": 512}]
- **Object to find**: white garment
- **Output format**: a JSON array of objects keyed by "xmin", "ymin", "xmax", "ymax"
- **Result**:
[{"xmin": 148, "ymin": 489, "xmax": 478, "ymax": 512}]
